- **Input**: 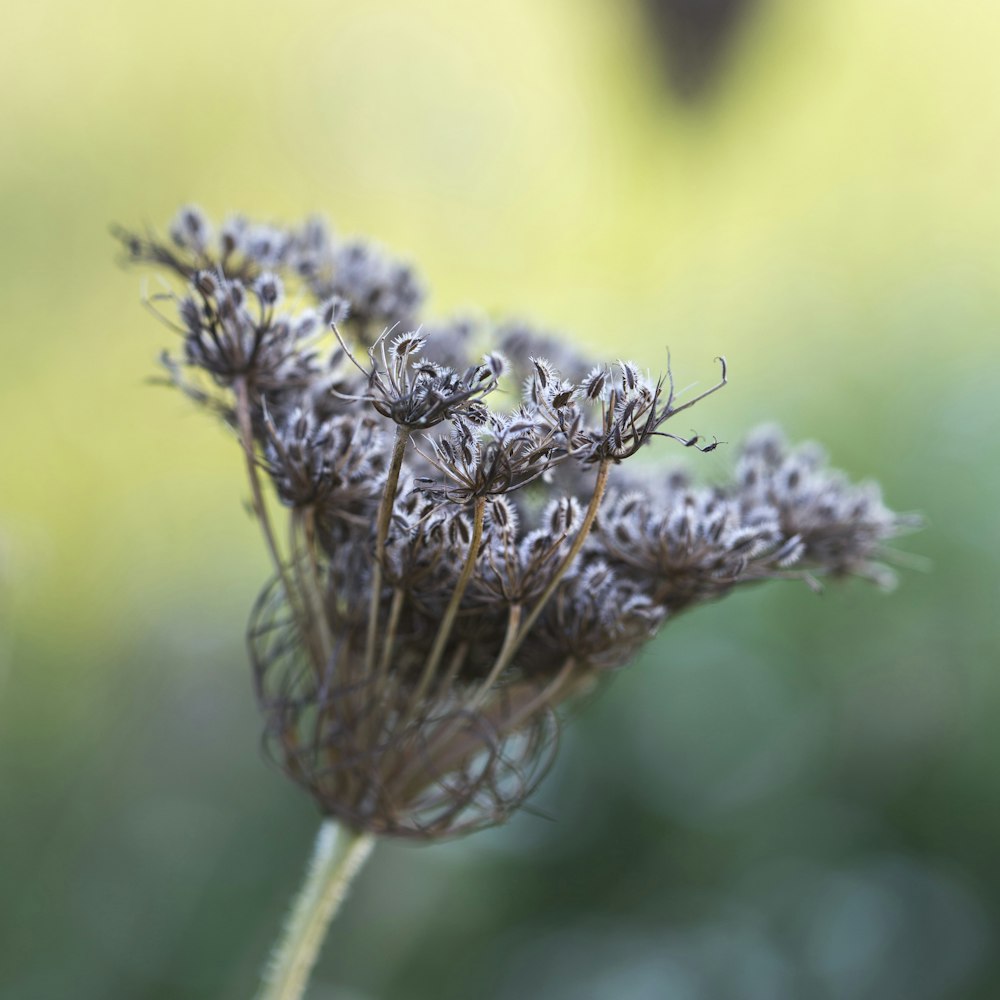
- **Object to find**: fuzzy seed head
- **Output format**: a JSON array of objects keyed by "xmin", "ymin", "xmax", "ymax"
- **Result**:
[{"xmin": 119, "ymin": 208, "xmax": 917, "ymax": 839}]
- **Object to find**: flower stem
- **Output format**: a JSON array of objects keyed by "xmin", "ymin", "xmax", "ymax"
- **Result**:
[
  {"xmin": 409, "ymin": 494, "xmax": 486, "ymax": 709},
  {"xmin": 256, "ymin": 821, "xmax": 375, "ymax": 1000},
  {"xmin": 364, "ymin": 425, "xmax": 411, "ymax": 677}
]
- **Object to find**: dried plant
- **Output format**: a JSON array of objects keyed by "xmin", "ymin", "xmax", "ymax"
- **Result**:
[{"xmin": 117, "ymin": 206, "xmax": 917, "ymax": 999}]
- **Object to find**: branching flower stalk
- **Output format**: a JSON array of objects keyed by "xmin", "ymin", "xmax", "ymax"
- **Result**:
[{"xmin": 117, "ymin": 206, "xmax": 918, "ymax": 1000}]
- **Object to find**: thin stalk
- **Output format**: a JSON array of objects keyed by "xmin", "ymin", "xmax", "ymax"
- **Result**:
[
  {"xmin": 300, "ymin": 509, "xmax": 334, "ymax": 662},
  {"xmin": 398, "ymin": 607, "xmax": 522, "ymax": 788},
  {"xmin": 364, "ymin": 425, "xmax": 411, "ymax": 676},
  {"xmin": 394, "ymin": 641, "xmax": 472, "ymax": 792},
  {"xmin": 504, "ymin": 656, "xmax": 577, "ymax": 731},
  {"xmin": 375, "ymin": 587, "xmax": 406, "ymax": 684},
  {"xmin": 433, "ymin": 640, "xmax": 470, "ymax": 698},
  {"xmin": 474, "ymin": 459, "xmax": 611, "ymax": 687},
  {"xmin": 516, "ymin": 459, "xmax": 610, "ymax": 645},
  {"xmin": 397, "ymin": 663, "xmax": 575, "ymax": 800},
  {"xmin": 234, "ymin": 377, "xmax": 294, "ymax": 594},
  {"xmin": 358, "ymin": 584, "xmax": 406, "ymax": 769},
  {"xmin": 466, "ymin": 603, "xmax": 521, "ymax": 712},
  {"xmin": 386, "ymin": 498, "xmax": 486, "ymax": 781},
  {"xmin": 256, "ymin": 820, "xmax": 375, "ymax": 1000},
  {"xmin": 290, "ymin": 512, "xmax": 332, "ymax": 669},
  {"xmin": 407, "ymin": 495, "xmax": 486, "ymax": 711},
  {"xmin": 397, "ymin": 466, "xmax": 608, "ymax": 791}
]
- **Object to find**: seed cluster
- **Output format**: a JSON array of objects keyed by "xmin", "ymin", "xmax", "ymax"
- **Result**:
[{"xmin": 119, "ymin": 207, "xmax": 916, "ymax": 839}]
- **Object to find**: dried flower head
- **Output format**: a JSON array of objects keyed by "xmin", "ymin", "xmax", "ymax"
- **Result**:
[{"xmin": 118, "ymin": 208, "xmax": 917, "ymax": 840}]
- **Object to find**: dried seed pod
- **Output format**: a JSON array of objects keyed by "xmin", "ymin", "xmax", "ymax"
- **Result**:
[{"xmin": 121, "ymin": 207, "xmax": 917, "ymax": 840}]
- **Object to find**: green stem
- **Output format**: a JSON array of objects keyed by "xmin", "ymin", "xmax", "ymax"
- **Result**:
[{"xmin": 256, "ymin": 821, "xmax": 375, "ymax": 1000}]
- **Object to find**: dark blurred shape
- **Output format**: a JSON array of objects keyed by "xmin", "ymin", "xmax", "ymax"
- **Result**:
[{"xmin": 642, "ymin": 0, "xmax": 760, "ymax": 101}]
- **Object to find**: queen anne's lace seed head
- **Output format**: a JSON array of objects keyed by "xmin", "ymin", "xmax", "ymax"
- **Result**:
[
  {"xmin": 169, "ymin": 204, "xmax": 212, "ymax": 255},
  {"xmin": 119, "ymin": 209, "xmax": 918, "ymax": 840},
  {"xmin": 336, "ymin": 330, "xmax": 506, "ymax": 432}
]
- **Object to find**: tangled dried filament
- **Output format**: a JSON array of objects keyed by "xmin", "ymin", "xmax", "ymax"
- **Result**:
[{"xmin": 119, "ymin": 207, "xmax": 916, "ymax": 839}]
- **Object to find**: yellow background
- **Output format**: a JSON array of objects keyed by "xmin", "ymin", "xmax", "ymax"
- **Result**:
[{"xmin": 2, "ymin": 1, "xmax": 998, "ymax": 997}]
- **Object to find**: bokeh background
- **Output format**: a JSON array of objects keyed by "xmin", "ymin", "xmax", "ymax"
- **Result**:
[{"xmin": 2, "ymin": 0, "xmax": 999, "ymax": 997}]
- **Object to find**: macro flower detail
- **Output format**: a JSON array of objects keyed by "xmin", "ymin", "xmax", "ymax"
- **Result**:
[{"xmin": 119, "ymin": 206, "xmax": 916, "ymax": 843}]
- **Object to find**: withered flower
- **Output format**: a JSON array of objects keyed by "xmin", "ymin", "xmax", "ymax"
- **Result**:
[{"xmin": 118, "ymin": 206, "xmax": 917, "ymax": 1000}]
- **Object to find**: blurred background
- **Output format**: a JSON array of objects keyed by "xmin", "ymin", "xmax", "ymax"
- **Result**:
[{"xmin": 2, "ymin": 0, "xmax": 998, "ymax": 997}]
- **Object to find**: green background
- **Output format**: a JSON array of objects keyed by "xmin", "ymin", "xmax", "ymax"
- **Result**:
[{"xmin": 2, "ymin": 1, "xmax": 998, "ymax": 997}]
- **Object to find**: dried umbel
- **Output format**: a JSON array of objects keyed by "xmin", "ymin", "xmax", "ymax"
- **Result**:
[{"xmin": 118, "ymin": 206, "xmax": 916, "ymax": 841}]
